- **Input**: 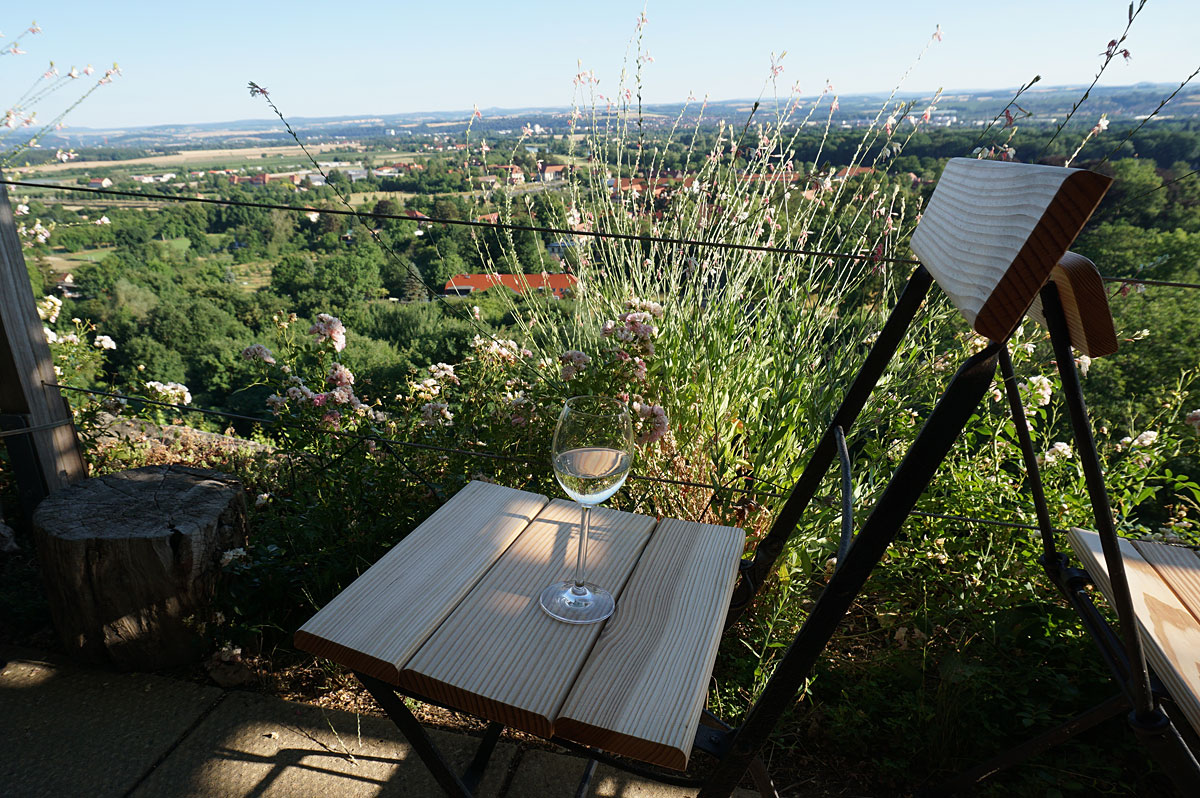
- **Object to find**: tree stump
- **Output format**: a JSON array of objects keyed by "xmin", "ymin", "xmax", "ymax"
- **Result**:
[{"xmin": 32, "ymin": 465, "xmax": 247, "ymax": 670}]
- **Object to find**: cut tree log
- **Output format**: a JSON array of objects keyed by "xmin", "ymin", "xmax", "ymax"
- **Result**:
[{"xmin": 32, "ymin": 465, "xmax": 247, "ymax": 670}]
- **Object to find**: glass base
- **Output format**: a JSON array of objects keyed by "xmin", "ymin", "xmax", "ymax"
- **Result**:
[{"xmin": 538, "ymin": 580, "xmax": 615, "ymax": 624}]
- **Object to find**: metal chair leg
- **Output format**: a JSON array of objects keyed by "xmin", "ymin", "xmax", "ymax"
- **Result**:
[
  {"xmin": 356, "ymin": 671, "xmax": 477, "ymax": 797},
  {"xmin": 926, "ymin": 692, "xmax": 1129, "ymax": 796},
  {"xmin": 748, "ymin": 755, "xmax": 779, "ymax": 798},
  {"xmin": 462, "ymin": 721, "xmax": 503, "ymax": 794},
  {"xmin": 1127, "ymin": 708, "xmax": 1200, "ymax": 796},
  {"xmin": 574, "ymin": 758, "xmax": 598, "ymax": 798}
]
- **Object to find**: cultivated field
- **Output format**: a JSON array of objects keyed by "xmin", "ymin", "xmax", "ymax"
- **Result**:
[{"xmin": 18, "ymin": 144, "xmax": 348, "ymax": 175}]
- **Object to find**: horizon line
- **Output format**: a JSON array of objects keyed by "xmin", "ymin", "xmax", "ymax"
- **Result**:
[{"xmin": 52, "ymin": 80, "xmax": 1190, "ymax": 135}]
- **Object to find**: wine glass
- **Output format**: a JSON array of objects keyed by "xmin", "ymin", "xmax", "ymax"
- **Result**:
[{"xmin": 539, "ymin": 395, "xmax": 633, "ymax": 624}]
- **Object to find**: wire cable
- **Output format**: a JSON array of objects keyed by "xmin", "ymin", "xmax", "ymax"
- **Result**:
[
  {"xmin": 10, "ymin": 179, "xmax": 1200, "ymax": 289},
  {"xmin": 0, "ymin": 178, "xmax": 924, "ymax": 265},
  {"xmin": 49, "ymin": 383, "xmax": 1089, "ymax": 532},
  {"xmin": 47, "ymin": 383, "xmax": 779, "ymax": 498}
]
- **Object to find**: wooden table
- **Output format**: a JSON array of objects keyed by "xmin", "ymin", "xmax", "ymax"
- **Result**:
[
  {"xmin": 296, "ymin": 480, "xmax": 745, "ymax": 771},
  {"xmin": 1069, "ymin": 529, "xmax": 1200, "ymax": 736}
]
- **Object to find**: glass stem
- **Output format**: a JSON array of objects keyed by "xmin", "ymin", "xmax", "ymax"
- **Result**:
[{"xmin": 573, "ymin": 503, "xmax": 591, "ymax": 593}]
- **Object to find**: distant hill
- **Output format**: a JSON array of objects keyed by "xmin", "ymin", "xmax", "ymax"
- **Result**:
[{"xmin": 27, "ymin": 82, "xmax": 1200, "ymax": 150}]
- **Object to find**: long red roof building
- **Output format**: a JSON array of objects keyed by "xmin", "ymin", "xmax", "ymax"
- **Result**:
[{"xmin": 444, "ymin": 273, "xmax": 577, "ymax": 298}]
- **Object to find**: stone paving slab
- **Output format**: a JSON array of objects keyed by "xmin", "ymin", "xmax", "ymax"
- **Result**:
[
  {"xmin": 1, "ymin": 644, "xmax": 773, "ymax": 797},
  {"xmin": 0, "ymin": 644, "xmax": 224, "ymax": 798},
  {"xmin": 130, "ymin": 689, "xmax": 517, "ymax": 798},
  {"xmin": 506, "ymin": 748, "xmax": 760, "ymax": 798}
]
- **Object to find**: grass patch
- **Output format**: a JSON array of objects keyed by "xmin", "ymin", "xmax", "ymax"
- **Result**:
[
  {"xmin": 229, "ymin": 260, "xmax": 273, "ymax": 292},
  {"xmin": 43, "ymin": 246, "xmax": 111, "ymax": 275}
]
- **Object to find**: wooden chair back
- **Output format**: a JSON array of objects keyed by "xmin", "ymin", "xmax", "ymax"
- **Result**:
[
  {"xmin": 1027, "ymin": 251, "xmax": 1118, "ymax": 358},
  {"xmin": 910, "ymin": 157, "xmax": 1112, "ymax": 343}
]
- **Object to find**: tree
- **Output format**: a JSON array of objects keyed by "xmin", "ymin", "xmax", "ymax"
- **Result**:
[
  {"xmin": 1092, "ymin": 159, "xmax": 1167, "ymax": 229},
  {"xmin": 113, "ymin": 217, "xmax": 154, "ymax": 249},
  {"xmin": 413, "ymin": 238, "xmax": 466, "ymax": 287},
  {"xmin": 271, "ymin": 250, "xmax": 384, "ymax": 316},
  {"xmin": 401, "ymin": 267, "xmax": 430, "ymax": 303},
  {"xmin": 118, "ymin": 336, "xmax": 188, "ymax": 384},
  {"xmin": 326, "ymin": 169, "xmax": 350, "ymax": 189},
  {"xmin": 432, "ymin": 197, "xmax": 461, "ymax": 221},
  {"xmin": 372, "ymin": 198, "xmax": 401, "ymax": 219},
  {"xmin": 1163, "ymin": 162, "xmax": 1200, "ymax": 233},
  {"xmin": 267, "ymin": 209, "xmax": 298, "ymax": 254},
  {"xmin": 1076, "ymin": 222, "xmax": 1200, "ymax": 281}
]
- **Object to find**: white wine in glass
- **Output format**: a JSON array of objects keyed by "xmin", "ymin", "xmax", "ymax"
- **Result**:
[{"xmin": 539, "ymin": 396, "xmax": 633, "ymax": 624}]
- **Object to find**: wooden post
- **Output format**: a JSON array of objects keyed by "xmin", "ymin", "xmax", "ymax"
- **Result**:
[{"xmin": 0, "ymin": 172, "xmax": 86, "ymax": 499}]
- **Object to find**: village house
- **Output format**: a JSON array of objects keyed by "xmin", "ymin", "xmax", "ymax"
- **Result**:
[
  {"xmin": 402, "ymin": 209, "xmax": 433, "ymax": 228},
  {"xmin": 87, "ymin": 177, "xmax": 113, "ymax": 189},
  {"xmin": 834, "ymin": 166, "xmax": 876, "ymax": 181},
  {"xmin": 546, "ymin": 240, "xmax": 578, "ymax": 259},
  {"xmin": 130, "ymin": 173, "xmax": 177, "ymax": 184},
  {"xmin": 539, "ymin": 164, "xmax": 570, "ymax": 182},
  {"xmin": 229, "ymin": 173, "xmax": 270, "ymax": 186},
  {"xmin": 443, "ymin": 272, "xmax": 577, "ymax": 299},
  {"xmin": 488, "ymin": 164, "xmax": 525, "ymax": 186}
]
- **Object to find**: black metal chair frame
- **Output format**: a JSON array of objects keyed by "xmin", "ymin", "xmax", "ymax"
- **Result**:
[{"xmin": 929, "ymin": 283, "xmax": 1200, "ymax": 795}]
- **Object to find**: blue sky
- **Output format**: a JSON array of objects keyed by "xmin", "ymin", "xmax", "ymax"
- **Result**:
[{"xmin": 6, "ymin": 0, "xmax": 1198, "ymax": 129}]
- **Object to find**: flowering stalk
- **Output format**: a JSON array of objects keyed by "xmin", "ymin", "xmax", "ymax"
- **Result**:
[
  {"xmin": 1038, "ymin": 0, "xmax": 1147, "ymax": 160},
  {"xmin": 969, "ymin": 74, "xmax": 1040, "ymax": 155},
  {"xmin": 1, "ymin": 19, "xmax": 120, "ymax": 167},
  {"xmin": 1065, "ymin": 114, "xmax": 1109, "ymax": 167},
  {"xmin": 1098, "ymin": 63, "xmax": 1200, "ymax": 165}
]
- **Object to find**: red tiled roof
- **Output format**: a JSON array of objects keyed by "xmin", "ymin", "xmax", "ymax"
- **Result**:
[
  {"xmin": 444, "ymin": 273, "xmax": 578, "ymax": 297},
  {"xmin": 739, "ymin": 172, "xmax": 802, "ymax": 183}
]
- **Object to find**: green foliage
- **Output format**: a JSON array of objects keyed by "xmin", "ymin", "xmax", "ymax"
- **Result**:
[
  {"xmin": 19, "ymin": 77, "xmax": 1200, "ymax": 796},
  {"xmin": 271, "ymin": 248, "xmax": 385, "ymax": 317}
]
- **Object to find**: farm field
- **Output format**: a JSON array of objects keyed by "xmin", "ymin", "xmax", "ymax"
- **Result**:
[
  {"xmin": 40, "ymin": 247, "xmax": 109, "ymax": 276},
  {"xmin": 19, "ymin": 144, "xmax": 345, "ymax": 175},
  {"xmin": 39, "ymin": 239, "xmax": 191, "ymax": 277},
  {"xmin": 14, "ymin": 146, "xmax": 425, "ymax": 180}
]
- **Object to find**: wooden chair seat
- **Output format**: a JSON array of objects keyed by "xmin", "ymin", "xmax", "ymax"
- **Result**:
[
  {"xmin": 1068, "ymin": 529, "xmax": 1200, "ymax": 736},
  {"xmin": 296, "ymin": 480, "xmax": 745, "ymax": 772}
]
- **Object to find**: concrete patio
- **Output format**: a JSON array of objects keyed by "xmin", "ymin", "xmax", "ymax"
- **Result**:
[{"xmin": 0, "ymin": 645, "xmax": 759, "ymax": 798}]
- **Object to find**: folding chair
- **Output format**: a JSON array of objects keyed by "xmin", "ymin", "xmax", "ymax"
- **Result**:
[
  {"xmin": 298, "ymin": 157, "xmax": 1137, "ymax": 797},
  {"xmin": 929, "ymin": 257, "xmax": 1200, "ymax": 793}
]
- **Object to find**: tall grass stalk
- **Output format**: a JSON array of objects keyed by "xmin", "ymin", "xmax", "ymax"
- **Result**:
[{"xmin": 465, "ymin": 28, "xmax": 961, "ymax": 545}]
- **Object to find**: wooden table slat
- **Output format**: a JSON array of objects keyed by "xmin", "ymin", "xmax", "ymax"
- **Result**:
[
  {"xmin": 295, "ymin": 481, "xmax": 548, "ymax": 683},
  {"xmin": 1069, "ymin": 529, "xmax": 1200, "ymax": 735},
  {"xmin": 556, "ymin": 518, "xmax": 744, "ymax": 770},
  {"xmin": 399, "ymin": 499, "xmax": 657, "ymax": 738},
  {"xmin": 1133, "ymin": 539, "xmax": 1200, "ymax": 624}
]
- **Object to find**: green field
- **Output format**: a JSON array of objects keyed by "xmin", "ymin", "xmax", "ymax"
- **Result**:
[
  {"xmin": 41, "ymin": 247, "xmax": 111, "ymax": 276},
  {"xmin": 229, "ymin": 259, "xmax": 273, "ymax": 292}
]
